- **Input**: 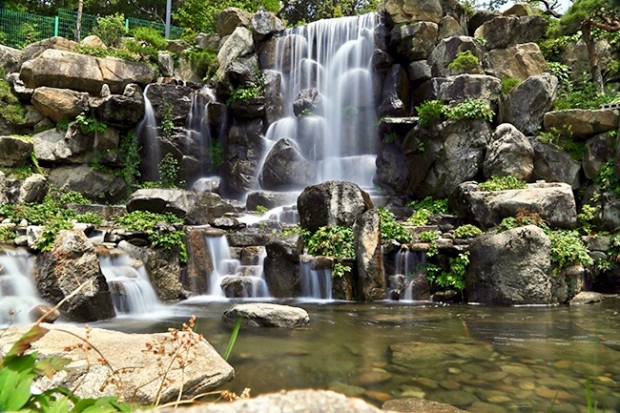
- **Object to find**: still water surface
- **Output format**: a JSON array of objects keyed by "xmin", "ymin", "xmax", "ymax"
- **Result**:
[{"xmin": 96, "ymin": 298, "xmax": 620, "ymax": 412}]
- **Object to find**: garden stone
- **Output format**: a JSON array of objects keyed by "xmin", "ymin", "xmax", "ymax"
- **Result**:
[
  {"xmin": 293, "ymin": 88, "xmax": 322, "ymax": 116},
  {"xmin": 454, "ymin": 181, "xmax": 577, "ymax": 229},
  {"xmin": 158, "ymin": 52, "xmax": 174, "ymax": 77},
  {"xmin": 297, "ymin": 181, "xmax": 373, "ymax": 232},
  {"xmin": 0, "ymin": 135, "xmax": 33, "ymax": 167},
  {"xmin": 543, "ymin": 109, "xmax": 620, "ymax": 139},
  {"xmin": 144, "ymin": 83, "xmax": 194, "ymax": 125},
  {"xmin": 571, "ymin": 292, "xmax": 603, "ymax": 305},
  {"xmin": 501, "ymin": 73, "xmax": 558, "ymax": 135},
  {"xmin": 375, "ymin": 143, "xmax": 410, "ymax": 195},
  {"xmin": 559, "ymin": 39, "xmax": 613, "ymax": 81},
  {"xmin": 259, "ymin": 138, "xmax": 316, "ymax": 190},
  {"xmin": 47, "ymin": 165, "xmax": 127, "ymax": 203},
  {"xmin": 379, "ymin": 65, "xmax": 409, "ymax": 117},
  {"xmin": 428, "ymin": 36, "xmax": 485, "ymax": 77},
  {"xmin": 21, "ymin": 37, "xmax": 78, "ymax": 62},
  {"xmin": 183, "ymin": 228, "xmax": 213, "ymax": 294},
  {"xmin": 34, "ymin": 230, "xmax": 115, "ymax": 321},
  {"xmin": 31, "ymin": 87, "xmax": 89, "ymax": 122},
  {"xmin": 216, "ymin": 27, "xmax": 254, "ymax": 80},
  {"xmin": 0, "ymin": 324, "xmax": 233, "ymax": 405},
  {"xmin": 466, "ymin": 225, "xmax": 553, "ymax": 305},
  {"xmin": 246, "ymin": 190, "xmax": 298, "ymax": 211},
  {"xmin": 583, "ymin": 133, "xmax": 615, "ymax": 179},
  {"xmin": 485, "ymin": 43, "xmax": 548, "ymax": 80},
  {"xmin": 90, "ymin": 84, "xmax": 145, "ymax": 127},
  {"xmin": 353, "ymin": 209, "xmax": 385, "ymax": 301},
  {"xmin": 80, "ymin": 35, "xmax": 106, "ymax": 49},
  {"xmin": 264, "ymin": 235, "xmax": 302, "ymax": 298},
  {"xmin": 250, "ymin": 9, "xmax": 285, "ymax": 41},
  {"xmin": 0, "ymin": 44, "xmax": 22, "ymax": 74},
  {"xmin": 383, "ymin": 0, "xmax": 443, "ymax": 25},
  {"xmin": 222, "ymin": 303, "xmax": 309, "ymax": 328},
  {"xmin": 221, "ymin": 119, "xmax": 264, "ymax": 197},
  {"xmin": 473, "ymin": 15, "xmax": 547, "ymax": 49},
  {"xmin": 467, "ymin": 10, "xmax": 499, "ymax": 35},
  {"xmin": 264, "ymin": 70, "xmax": 283, "ymax": 124},
  {"xmin": 18, "ymin": 174, "xmax": 47, "ymax": 203},
  {"xmin": 483, "ymin": 123, "xmax": 534, "ymax": 181},
  {"xmin": 390, "ymin": 22, "xmax": 438, "ymax": 62},
  {"xmin": 438, "ymin": 15, "xmax": 465, "ymax": 39},
  {"xmin": 420, "ymin": 74, "xmax": 501, "ymax": 106},
  {"xmin": 218, "ymin": 7, "xmax": 252, "ymax": 37},
  {"xmin": 530, "ymin": 140, "xmax": 582, "ymax": 189},
  {"xmin": 407, "ymin": 60, "xmax": 432, "ymax": 83}
]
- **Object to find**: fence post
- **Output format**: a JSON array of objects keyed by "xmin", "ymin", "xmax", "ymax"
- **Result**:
[
  {"xmin": 125, "ymin": 18, "xmax": 129, "ymax": 31},
  {"xmin": 54, "ymin": 16, "xmax": 59, "ymax": 37}
]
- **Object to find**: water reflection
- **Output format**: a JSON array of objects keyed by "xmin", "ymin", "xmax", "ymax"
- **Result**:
[{"xmin": 95, "ymin": 299, "xmax": 620, "ymax": 412}]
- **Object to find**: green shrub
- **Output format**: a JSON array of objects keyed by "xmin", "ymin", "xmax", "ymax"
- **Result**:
[
  {"xmin": 547, "ymin": 230, "xmax": 593, "ymax": 274},
  {"xmin": 447, "ymin": 50, "xmax": 480, "ymax": 72},
  {"xmin": 553, "ymin": 78, "xmax": 619, "ymax": 110},
  {"xmin": 546, "ymin": 61, "xmax": 571, "ymax": 89},
  {"xmin": 75, "ymin": 113, "xmax": 107, "ymax": 134},
  {"xmin": 91, "ymin": 13, "xmax": 127, "ymax": 48},
  {"xmin": 537, "ymin": 126, "xmax": 586, "ymax": 161},
  {"xmin": 124, "ymin": 26, "xmax": 169, "ymax": 64},
  {"xmin": 158, "ymin": 153, "xmax": 181, "ymax": 188},
  {"xmin": 500, "ymin": 77, "xmax": 523, "ymax": 96},
  {"xmin": 0, "ymin": 78, "xmax": 26, "ymax": 125},
  {"xmin": 426, "ymin": 251, "xmax": 469, "ymax": 291},
  {"xmin": 305, "ymin": 225, "xmax": 355, "ymax": 260},
  {"xmin": 185, "ymin": 48, "xmax": 218, "ymax": 80},
  {"xmin": 37, "ymin": 218, "xmax": 73, "ymax": 252},
  {"xmin": 378, "ymin": 208, "xmax": 412, "ymax": 243},
  {"xmin": 454, "ymin": 224, "xmax": 483, "ymax": 239},
  {"xmin": 77, "ymin": 44, "xmax": 110, "ymax": 58},
  {"xmin": 75, "ymin": 212, "xmax": 104, "ymax": 226},
  {"xmin": 445, "ymin": 99, "xmax": 494, "ymax": 123},
  {"xmin": 416, "ymin": 100, "xmax": 445, "ymax": 127},
  {"xmin": 119, "ymin": 131, "xmax": 141, "ymax": 192},
  {"xmin": 478, "ymin": 175, "xmax": 527, "ymax": 191},
  {"xmin": 115, "ymin": 211, "xmax": 187, "ymax": 262},
  {"xmin": 420, "ymin": 230, "xmax": 440, "ymax": 242},
  {"xmin": 496, "ymin": 217, "xmax": 518, "ymax": 232},
  {"xmin": 407, "ymin": 197, "xmax": 449, "ymax": 226},
  {"xmin": 0, "ymin": 226, "xmax": 16, "ymax": 242}
]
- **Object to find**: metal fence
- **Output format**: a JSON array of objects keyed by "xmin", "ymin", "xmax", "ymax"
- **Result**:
[{"xmin": 0, "ymin": 8, "xmax": 182, "ymax": 49}]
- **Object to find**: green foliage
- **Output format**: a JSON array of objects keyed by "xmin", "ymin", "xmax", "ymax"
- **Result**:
[
  {"xmin": 0, "ymin": 226, "xmax": 16, "ymax": 242},
  {"xmin": 537, "ymin": 126, "xmax": 586, "ymax": 161},
  {"xmin": 577, "ymin": 204, "xmax": 599, "ymax": 234},
  {"xmin": 305, "ymin": 225, "xmax": 355, "ymax": 260},
  {"xmin": 553, "ymin": 78, "xmax": 620, "ymax": 110},
  {"xmin": 332, "ymin": 262, "xmax": 352, "ymax": 278},
  {"xmin": 426, "ymin": 251, "xmax": 470, "ymax": 291},
  {"xmin": 209, "ymin": 141, "xmax": 223, "ymax": 173},
  {"xmin": 37, "ymin": 218, "xmax": 73, "ymax": 252},
  {"xmin": 419, "ymin": 230, "xmax": 440, "ymax": 243},
  {"xmin": 546, "ymin": 61, "xmax": 572, "ymax": 89},
  {"xmin": 547, "ymin": 230, "xmax": 593, "ymax": 274},
  {"xmin": 445, "ymin": 99, "xmax": 494, "ymax": 123},
  {"xmin": 254, "ymin": 205, "xmax": 269, "ymax": 214},
  {"xmin": 539, "ymin": 34, "xmax": 580, "ymax": 62},
  {"xmin": 478, "ymin": 175, "xmax": 527, "ymax": 191},
  {"xmin": 124, "ymin": 26, "xmax": 168, "ymax": 64},
  {"xmin": 115, "ymin": 211, "xmax": 187, "ymax": 262},
  {"xmin": 0, "ymin": 78, "xmax": 27, "ymax": 126},
  {"xmin": 77, "ymin": 44, "xmax": 111, "ymax": 58},
  {"xmin": 75, "ymin": 113, "xmax": 107, "ymax": 134},
  {"xmin": 378, "ymin": 208, "xmax": 412, "ymax": 243},
  {"xmin": 407, "ymin": 197, "xmax": 449, "ymax": 226},
  {"xmin": 160, "ymin": 102, "xmax": 174, "ymax": 139},
  {"xmin": 500, "ymin": 77, "xmax": 523, "ymax": 96},
  {"xmin": 496, "ymin": 216, "xmax": 518, "ymax": 232},
  {"xmin": 224, "ymin": 318, "xmax": 243, "ymax": 361},
  {"xmin": 595, "ymin": 160, "xmax": 620, "ymax": 196},
  {"xmin": 59, "ymin": 191, "xmax": 91, "ymax": 205},
  {"xmin": 185, "ymin": 48, "xmax": 218, "ymax": 80},
  {"xmin": 158, "ymin": 153, "xmax": 181, "ymax": 188},
  {"xmin": 91, "ymin": 13, "xmax": 128, "ymax": 48},
  {"xmin": 75, "ymin": 212, "xmax": 104, "ymax": 226},
  {"xmin": 119, "ymin": 131, "xmax": 142, "ymax": 192},
  {"xmin": 416, "ymin": 100, "xmax": 445, "ymax": 127},
  {"xmin": 454, "ymin": 224, "xmax": 483, "ymax": 239},
  {"xmin": 227, "ymin": 75, "xmax": 265, "ymax": 104},
  {"xmin": 447, "ymin": 50, "xmax": 480, "ymax": 72}
]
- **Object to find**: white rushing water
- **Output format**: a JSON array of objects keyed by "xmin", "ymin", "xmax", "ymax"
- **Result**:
[
  {"xmin": 259, "ymin": 13, "xmax": 378, "ymax": 189},
  {"xmin": 99, "ymin": 254, "xmax": 162, "ymax": 315},
  {"xmin": 136, "ymin": 84, "xmax": 160, "ymax": 181},
  {"xmin": 299, "ymin": 256, "xmax": 333, "ymax": 300},
  {"xmin": 0, "ymin": 250, "xmax": 43, "ymax": 325},
  {"xmin": 396, "ymin": 249, "xmax": 426, "ymax": 301}
]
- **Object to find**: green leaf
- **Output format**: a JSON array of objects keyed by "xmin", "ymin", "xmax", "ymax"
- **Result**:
[
  {"xmin": 35, "ymin": 356, "xmax": 72, "ymax": 378},
  {"xmin": 0, "ymin": 365, "xmax": 34, "ymax": 411},
  {"xmin": 6, "ymin": 324, "xmax": 49, "ymax": 358}
]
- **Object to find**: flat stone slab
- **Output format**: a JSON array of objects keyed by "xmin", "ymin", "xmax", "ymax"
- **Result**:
[
  {"xmin": 0, "ymin": 324, "xmax": 234, "ymax": 405},
  {"xmin": 569, "ymin": 291, "xmax": 603, "ymax": 305},
  {"xmin": 222, "ymin": 303, "xmax": 310, "ymax": 328}
]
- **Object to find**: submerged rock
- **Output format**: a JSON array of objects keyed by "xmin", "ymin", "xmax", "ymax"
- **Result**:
[{"xmin": 222, "ymin": 303, "xmax": 309, "ymax": 328}]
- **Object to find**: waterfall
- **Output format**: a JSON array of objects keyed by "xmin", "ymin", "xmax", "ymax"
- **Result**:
[
  {"xmin": 397, "ymin": 250, "xmax": 426, "ymax": 301},
  {"xmin": 136, "ymin": 84, "xmax": 160, "ymax": 181},
  {"xmin": 185, "ymin": 86, "xmax": 223, "ymax": 179},
  {"xmin": 258, "ymin": 13, "xmax": 378, "ymax": 191},
  {"xmin": 204, "ymin": 235, "xmax": 270, "ymax": 299},
  {"xmin": 0, "ymin": 250, "xmax": 43, "ymax": 325},
  {"xmin": 99, "ymin": 254, "xmax": 162, "ymax": 315},
  {"xmin": 299, "ymin": 256, "xmax": 333, "ymax": 300}
]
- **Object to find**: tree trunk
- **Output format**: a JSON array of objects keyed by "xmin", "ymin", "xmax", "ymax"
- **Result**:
[
  {"xmin": 76, "ymin": 0, "xmax": 84, "ymax": 42},
  {"xmin": 582, "ymin": 21, "xmax": 605, "ymax": 94}
]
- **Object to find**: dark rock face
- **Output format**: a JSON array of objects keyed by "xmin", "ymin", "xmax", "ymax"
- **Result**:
[
  {"xmin": 466, "ymin": 225, "xmax": 553, "ymax": 305},
  {"xmin": 531, "ymin": 140, "xmax": 582, "ymax": 190},
  {"xmin": 264, "ymin": 235, "xmax": 303, "ymax": 298},
  {"xmin": 259, "ymin": 138, "xmax": 316, "ymax": 190},
  {"xmin": 183, "ymin": 227, "xmax": 213, "ymax": 294},
  {"xmin": 34, "ymin": 230, "xmax": 115, "ymax": 322},
  {"xmin": 0, "ymin": 135, "xmax": 33, "ymax": 167},
  {"xmin": 47, "ymin": 165, "xmax": 127, "ymax": 203},
  {"xmin": 297, "ymin": 181, "xmax": 374, "ymax": 232},
  {"xmin": 90, "ymin": 83, "xmax": 145, "ymax": 127},
  {"xmin": 501, "ymin": 73, "xmax": 558, "ymax": 135},
  {"xmin": 293, "ymin": 88, "xmax": 322, "ymax": 116},
  {"xmin": 221, "ymin": 119, "xmax": 265, "ymax": 198}
]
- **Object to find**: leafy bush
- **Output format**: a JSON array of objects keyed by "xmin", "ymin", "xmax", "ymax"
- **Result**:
[
  {"xmin": 408, "ymin": 197, "xmax": 450, "ymax": 226},
  {"xmin": 91, "ymin": 13, "xmax": 127, "ymax": 48},
  {"xmin": 305, "ymin": 225, "xmax": 355, "ymax": 260},
  {"xmin": 378, "ymin": 208, "xmax": 412, "ymax": 243},
  {"xmin": 75, "ymin": 212, "xmax": 104, "ymax": 226},
  {"xmin": 426, "ymin": 251, "xmax": 470, "ymax": 291},
  {"xmin": 553, "ymin": 78, "xmax": 619, "ymax": 110},
  {"xmin": 119, "ymin": 131, "xmax": 141, "ymax": 192},
  {"xmin": 546, "ymin": 61, "xmax": 572, "ymax": 89},
  {"xmin": 500, "ymin": 77, "xmax": 523, "ymax": 96},
  {"xmin": 454, "ymin": 224, "xmax": 483, "ymax": 239},
  {"xmin": 537, "ymin": 126, "xmax": 586, "ymax": 161},
  {"xmin": 185, "ymin": 48, "xmax": 218, "ymax": 80},
  {"xmin": 420, "ymin": 230, "xmax": 440, "ymax": 242},
  {"xmin": 75, "ymin": 113, "xmax": 107, "ymax": 134},
  {"xmin": 416, "ymin": 100, "xmax": 445, "ymax": 127},
  {"xmin": 478, "ymin": 175, "xmax": 527, "ymax": 191},
  {"xmin": 0, "ymin": 78, "xmax": 26, "ymax": 126},
  {"xmin": 445, "ymin": 99, "xmax": 494, "ymax": 123},
  {"xmin": 547, "ymin": 230, "xmax": 593, "ymax": 274},
  {"xmin": 124, "ymin": 26, "xmax": 169, "ymax": 64},
  {"xmin": 447, "ymin": 50, "xmax": 480, "ymax": 72},
  {"xmin": 115, "ymin": 211, "xmax": 187, "ymax": 262}
]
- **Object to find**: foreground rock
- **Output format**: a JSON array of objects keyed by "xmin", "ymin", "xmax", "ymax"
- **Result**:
[
  {"xmin": 383, "ymin": 398, "xmax": 470, "ymax": 413},
  {"xmin": 0, "ymin": 324, "xmax": 234, "ymax": 405},
  {"xmin": 222, "ymin": 303, "xmax": 309, "ymax": 328},
  {"xmin": 154, "ymin": 390, "xmax": 384, "ymax": 413}
]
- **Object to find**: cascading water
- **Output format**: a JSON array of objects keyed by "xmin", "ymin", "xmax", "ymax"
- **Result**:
[
  {"xmin": 204, "ymin": 235, "xmax": 270, "ymax": 299},
  {"xmin": 260, "ymin": 13, "xmax": 378, "ymax": 189},
  {"xmin": 136, "ymin": 84, "xmax": 160, "ymax": 182},
  {"xmin": 299, "ymin": 256, "xmax": 333, "ymax": 300},
  {"xmin": 396, "ymin": 249, "xmax": 426, "ymax": 301},
  {"xmin": 0, "ymin": 250, "xmax": 43, "ymax": 325},
  {"xmin": 99, "ymin": 254, "xmax": 162, "ymax": 315}
]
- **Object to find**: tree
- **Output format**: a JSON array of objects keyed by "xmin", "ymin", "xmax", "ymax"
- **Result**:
[
  {"xmin": 173, "ymin": 0, "xmax": 279, "ymax": 33},
  {"xmin": 278, "ymin": 0, "xmax": 380, "ymax": 26}
]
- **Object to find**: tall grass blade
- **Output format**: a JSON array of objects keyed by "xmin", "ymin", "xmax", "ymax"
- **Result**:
[{"xmin": 224, "ymin": 318, "xmax": 242, "ymax": 361}]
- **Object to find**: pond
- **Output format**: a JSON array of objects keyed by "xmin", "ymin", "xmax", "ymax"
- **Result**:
[{"xmin": 95, "ymin": 297, "xmax": 620, "ymax": 412}]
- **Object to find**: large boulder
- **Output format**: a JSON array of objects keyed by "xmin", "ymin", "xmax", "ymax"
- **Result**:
[
  {"xmin": 183, "ymin": 227, "xmax": 214, "ymax": 294},
  {"xmin": 0, "ymin": 135, "xmax": 33, "ymax": 167},
  {"xmin": 144, "ymin": 83, "xmax": 194, "ymax": 126},
  {"xmin": 216, "ymin": 27, "xmax": 254, "ymax": 80},
  {"xmin": 583, "ymin": 133, "xmax": 615, "ymax": 180},
  {"xmin": 454, "ymin": 181, "xmax": 577, "ymax": 229},
  {"xmin": 90, "ymin": 83, "xmax": 145, "ymax": 127},
  {"xmin": 31, "ymin": 87, "xmax": 89, "ymax": 122},
  {"xmin": 473, "ymin": 15, "xmax": 547, "ymax": 49},
  {"xmin": 530, "ymin": 139, "xmax": 582, "ymax": 189},
  {"xmin": 218, "ymin": 7, "xmax": 252, "ymax": 36},
  {"xmin": 390, "ymin": 22, "xmax": 438, "ymax": 62},
  {"xmin": 483, "ymin": 123, "xmax": 534, "ymax": 181},
  {"xmin": 21, "ymin": 36, "xmax": 78, "ymax": 62},
  {"xmin": 264, "ymin": 235, "xmax": 303, "ymax": 297},
  {"xmin": 402, "ymin": 120, "xmax": 491, "ymax": 198},
  {"xmin": 34, "ymin": 230, "xmax": 115, "ymax": 322},
  {"xmin": 221, "ymin": 119, "xmax": 264, "ymax": 197},
  {"xmin": 428, "ymin": 36, "xmax": 485, "ymax": 77},
  {"xmin": 353, "ymin": 209, "xmax": 385, "ymax": 301},
  {"xmin": 421, "ymin": 74, "xmax": 501, "ymax": 106},
  {"xmin": 543, "ymin": 109, "xmax": 620, "ymax": 139},
  {"xmin": 259, "ymin": 138, "xmax": 316, "ymax": 190},
  {"xmin": 501, "ymin": 73, "xmax": 558, "ymax": 135},
  {"xmin": 250, "ymin": 9, "xmax": 286, "ymax": 41},
  {"xmin": 297, "ymin": 181, "xmax": 373, "ymax": 232},
  {"xmin": 485, "ymin": 43, "xmax": 548, "ymax": 80},
  {"xmin": 20, "ymin": 49, "xmax": 156, "ymax": 94},
  {"xmin": 18, "ymin": 174, "xmax": 48, "ymax": 203},
  {"xmin": 379, "ymin": 65, "xmax": 410, "ymax": 117},
  {"xmin": 47, "ymin": 165, "xmax": 127, "ymax": 203},
  {"xmin": 383, "ymin": 0, "xmax": 443, "ymax": 25},
  {"xmin": 466, "ymin": 225, "xmax": 553, "ymax": 305},
  {"xmin": 0, "ymin": 324, "xmax": 234, "ymax": 405},
  {"xmin": 222, "ymin": 303, "xmax": 310, "ymax": 328},
  {"xmin": 0, "ymin": 44, "xmax": 22, "ymax": 74}
]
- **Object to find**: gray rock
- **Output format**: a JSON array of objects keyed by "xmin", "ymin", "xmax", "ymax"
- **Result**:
[
  {"xmin": 222, "ymin": 303, "xmax": 309, "ymax": 328},
  {"xmin": 379, "ymin": 64, "xmax": 410, "ymax": 117},
  {"xmin": 543, "ymin": 109, "xmax": 619, "ymax": 139},
  {"xmin": 0, "ymin": 135, "xmax": 33, "ymax": 167},
  {"xmin": 250, "ymin": 9, "xmax": 285, "ymax": 41},
  {"xmin": 31, "ymin": 87, "xmax": 89, "ymax": 122},
  {"xmin": 474, "ymin": 15, "xmax": 547, "ymax": 49},
  {"xmin": 485, "ymin": 43, "xmax": 548, "ymax": 80},
  {"xmin": 583, "ymin": 133, "xmax": 615, "ymax": 179},
  {"xmin": 90, "ymin": 84, "xmax": 145, "ymax": 127},
  {"xmin": 218, "ymin": 7, "xmax": 252, "ymax": 37},
  {"xmin": 216, "ymin": 27, "xmax": 254, "ymax": 80},
  {"xmin": 383, "ymin": 397, "xmax": 470, "ymax": 413},
  {"xmin": 353, "ymin": 209, "xmax": 385, "ymax": 301},
  {"xmin": 0, "ymin": 44, "xmax": 22, "ymax": 74},
  {"xmin": 264, "ymin": 235, "xmax": 302, "ymax": 298},
  {"xmin": 466, "ymin": 225, "xmax": 553, "ymax": 305},
  {"xmin": 34, "ymin": 230, "xmax": 116, "ymax": 321},
  {"xmin": 531, "ymin": 140, "xmax": 582, "ymax": 190},
  {"xmin": 570, "ymin": 292, "xmax": 603, "ymax": 305},
  {"xmin": 0, "ymin": 324, "xmax": 233, "ymax": 405},
  {"xmin": 438, "ymin": 15, "xmax": 466, "ymax": 39},
  {"xmin": 428, "ymin": 36, "xmax": 485, "ymax": 77},
  {"xmin": 183, "ymin": 227, "xmax": 214, "ymax": 294},
  {"xmin": 18, "ymin": 174, "xmax": 47, "ymax": 203},
  {"xmin": 297, "ymin": 181, "xmax": 373, "ymax": 232},
  {"xmin": 390, "ymin": 22, "xmax": 438, "ymax": 62},
  {"xmin": 158, "ymin": 51, "xmax": 174, "ymax": 77},
  {"xmin": 483, "ymin": 123, "xmax": 534, "ymax": 181},
  {"xmin": 258, "ymin": 138, "xmax": 316, "ymax": 190},
  {"xmin": 145, "ymin": 83, "xmax": 194, "ymax": 125},
  {"xmin": 264, "ymin": 70, "xmax": 283, "ymax": 124},
  {"xmin": 221, "ymin": 119, "xmax": 264, "ymax": 197},
  {"xmin": 293, "ymin": 88, "xmax": 322, "ymax": 116},
  {"xmin": 246, "ymin": 190, "xmax": 298, "ymax": 210},
  {"xmin": 47, "ymin": 165, "xmax": 127, "ymax": 203},
  {"xmin": 501, "ymin": 73, "xmax": 558, "ymax": 135},
  {"xmin": 21, "ymin": 36, "xmax": 78, "ymax": 62},
  {"xmin": 383, "ymin": 0, "xmax": 443, "ymax": 25},
  {"xmin": 423, "ymin": 74, "xmax": 501, "ymax": 105},
  {"xmin": 407, "ymin": 60, "xmax": 432, "ymax": 83},
  {"xmin": 454, "ymin": 181, "xmax": 577, "ymax": 230}
]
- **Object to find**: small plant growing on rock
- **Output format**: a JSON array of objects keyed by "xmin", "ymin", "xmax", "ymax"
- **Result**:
[
  {"xmin": 500, "ymin": 77, "xmax": 522, "ymax": 96},
  {"xmin": 547, "ymin": 230, "xmax": 593, "ymax": 274},
  {"xmin": 478, "ymin": 175, "xmax": 527, "ymax": 191},
  {"xmin": 75, "ymin": 112, "xmax": 108, "ymax": 134},
  {"xmin": 304, "ymin": 225, "xmax": 354, "ymax": 278},
  {"xmin": 454, "ymin": 224, "xmax": 483, "ymax": 239},
  {"xmin": 445, "ymin": 99, "xmax": 494, "ymax": 123},
  {"xmin": 378, "ymin": 208, "xmax": 412, "ymax": 243},
  {"xmin": 426, "ymin": 251, "xmax": 470, "ymax": 291},
  {"xmin": 419, "ymin": 230, "xmax": 440, "ymax": 243},
  {"xmin": 254, "ymin": 205, "xmax": 269, "ymax": 214},
  {"xmin": 407, "ymin": 197, "xmax": 449, "ymax": 226},
  {"xmin": 447, "ymin": 50, "xmax": 480, "ymax": 72},
  {"xmin": 416, "ymin": 100, "xmax": 445, "ymax": 127}
]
